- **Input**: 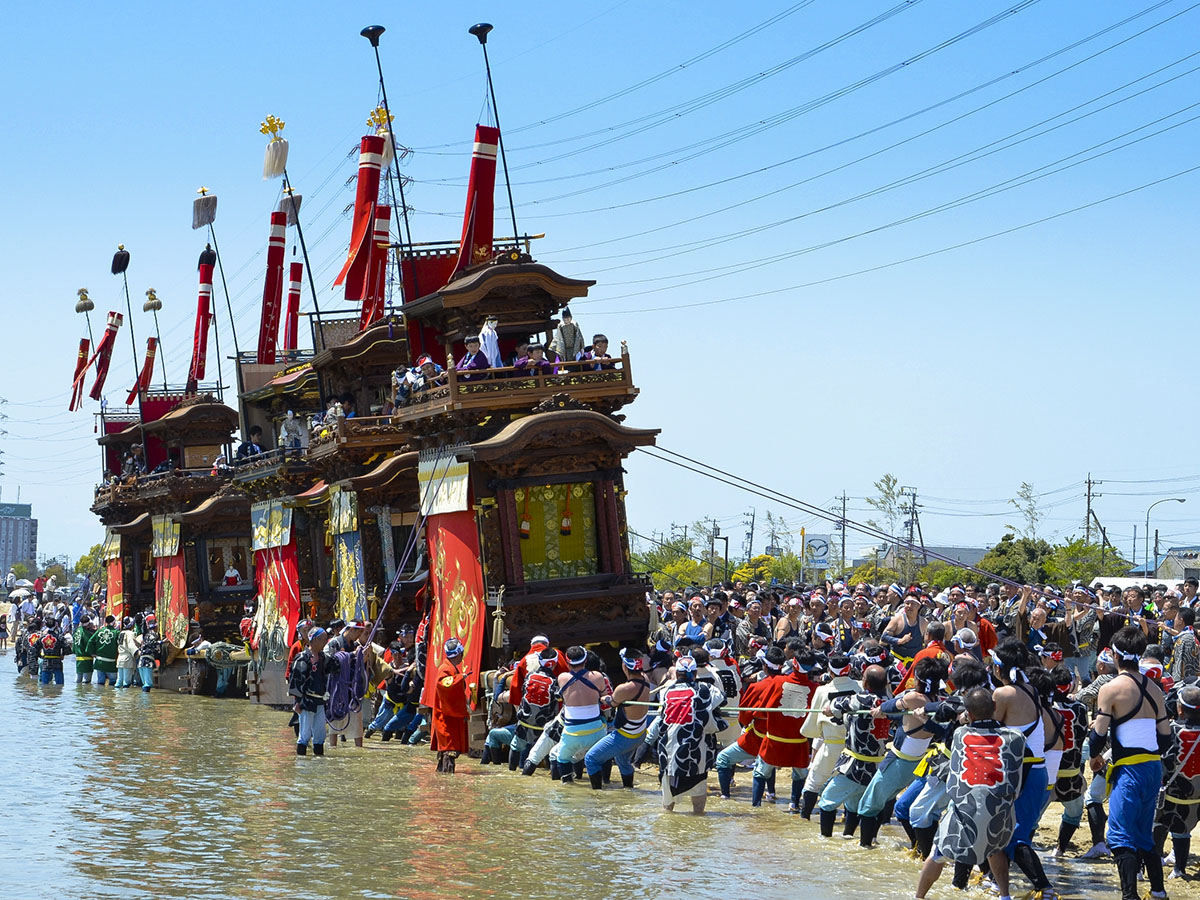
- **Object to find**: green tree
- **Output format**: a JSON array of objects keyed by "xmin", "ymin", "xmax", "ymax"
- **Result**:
[
  {"xmin": 977, "ymin": 533, "xmax": 1053, "ymax": 584},
  {"xmin": 1044, "ymin": 536, "xmax": 1131, "ymax": 586},
  {"xmin": 768, "ymin": 550, "xmax": 804, "ymax": 584},
  {"xmin": 74, "ymin": 543, "xmax": 106, "ymax": 585},
  {"xmin": 1007, "ymin": 482, "xmax": 1042, "ymax": 541},
  {"xmin": 866, "ymin": 474, "xmax": 903, "ymax": 536},
  {"xmin": 11, "ymin": 561, "xmax": 33, "ymax": 580},
  {"xmin": 43, "ymin": 563, "xmax": 67, "ymax": 583},
  {"xmin": 731, "ymin": 554, "xmax": 774, "ymax": 586},
  {"xmin": 848, "ymin": 563, "xmax": 903, "ymax": 586},
  {"xmin": 916, "ymin": 560, "xmax": 978, "ymax": 591}
]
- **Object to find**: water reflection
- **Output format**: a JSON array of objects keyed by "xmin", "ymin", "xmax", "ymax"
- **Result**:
[{"xmin": 0, "ymin": 661, "xmax": 1011, "ymax": 900}]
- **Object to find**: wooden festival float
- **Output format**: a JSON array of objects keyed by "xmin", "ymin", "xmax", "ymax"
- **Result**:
[{"xmin": 82, "ymin": 23, "xmax": 657, "ymax": 714}]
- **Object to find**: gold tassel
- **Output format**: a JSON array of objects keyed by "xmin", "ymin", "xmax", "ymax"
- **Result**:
[
  {"xmin": 490, "ymin": 587, "xmax": 505, "ymax": 649},
  {"xmin": 560, "ymin": 492, "xmax": 572, "ymax": 536}
]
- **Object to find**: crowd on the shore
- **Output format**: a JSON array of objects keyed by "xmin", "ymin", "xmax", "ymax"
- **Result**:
[
  {"xmin": 15, "ymin": 572, "xmax": 1200, "ymax": 900},
  {"xmin": 373, "ymin": 576, "xmax": 1195, "ymax": 900}
]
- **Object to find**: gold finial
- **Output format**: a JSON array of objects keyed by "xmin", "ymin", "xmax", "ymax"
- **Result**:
[
  {"xmin": 117, "ymin": 244, "xmax": 125, "ymax": 251},
  {"xmin": 77, "ymin": 288, "xmax": 89, "ymax": 300},
  {"xmin": 143, "ymin": 287, "xmax": 162, "ymax": 312},
  {"xmin": 260, "ymin": 115, "xmax": 286, "ymax": 142},
  {"xmin": 197, "ymin": 186, "xmax": 210, "ymax": 196},
  {"xmin": 367, "ymin": 106, "xmax": 394, "ymax": 130}
]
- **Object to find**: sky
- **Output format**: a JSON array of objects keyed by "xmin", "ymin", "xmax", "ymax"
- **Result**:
[{"xmin": 1, "ymin": 0, "xmax": 1197, "ymax": 571}]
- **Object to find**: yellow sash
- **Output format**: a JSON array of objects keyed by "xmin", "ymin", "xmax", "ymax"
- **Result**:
[
  {"xmin": 1104, "ymin": 752, "xmax": 1161, "ymax": 795},
  {"xmin": 847, "ymin": 748, "xmax": 886, "ymax": 764},
  {"xmin": 888, "ymin": 742, "xmax": 926, "ymax": 763}
]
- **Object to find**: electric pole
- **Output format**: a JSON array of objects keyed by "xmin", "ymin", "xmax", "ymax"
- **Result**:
[
  {"xmin": 900, "ymin": 486, "xmax": 921, "ymax": 580},
  {"xmin": 830, "ymin": 492, "xmax": 848, "ymax": 576},
  {"xmin": 743, "ymin": 507, "xmax": 756, "ymax": 564},
  {"xmin": 1085, "ymin": 474, "xmax": 1102, "ymax": 544},
  {"xmin": 708, "ymin": 517, "xmax": 719, "ymax": 587}
]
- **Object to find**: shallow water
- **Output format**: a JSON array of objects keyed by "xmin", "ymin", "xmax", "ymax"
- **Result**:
[{"xmin": 2, "ymin": 658, "xmax": 1121, "ymax": 899}]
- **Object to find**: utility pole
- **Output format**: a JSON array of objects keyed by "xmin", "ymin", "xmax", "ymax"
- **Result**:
[
  {"xmin": 830, "ymin": 492, "xmax": 848, "ymax": 576},
  {"xmin": 1155, "ymin": 528, "xmax": 1161, "ymax": 574},
  {"xmin": 743, "ymin": 507, "xmax": 756, "ymax": 564},
  {"xmin": 1085, "ymin": 474, "xmax": 1103, "ymax": 544},
  {"xmin": 1133, "ymin": 525, "xmax": 1137, "ymax": 572},
  {"xmin": 900, "ymin": 485, "xmax": 921, "ymax": 580},
  {"xmin": 708, "ymin": 518, "xmax": 719, "ymax": 587}
]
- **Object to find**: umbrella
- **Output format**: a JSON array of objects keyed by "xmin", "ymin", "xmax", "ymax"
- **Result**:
[
  {"xmin": 14, "ymin": 579, "xmax": 33, "ymax": 587},
  {"xmin": 8, "ymin": 588, "xmax": 32, "ymax": 599}
]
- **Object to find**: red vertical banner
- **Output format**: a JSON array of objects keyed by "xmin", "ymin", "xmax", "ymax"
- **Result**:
[
  {"xmin": 155, "ymin": 554, "xmax": 189, "ymax": 648},
  {"xmin": 420, "ymin": 510, "xmax": 486, "ymax": 708},
  {"xmin": 335, "ymin": 134, "xmax": 384, "ymax": 299},
  {"xmin": 188, "ymin": 248, "xmax": 216, "ymax": 390},
  {"xmin": 282, "ymin": 262, "xmax": 302, "ymax": 352},
  {"xmin": 256, "ymin": 211, "xmax": 287, "ymax": 364},
  {"xmin": 359, "ymin": 204, "xmax": 391, "ymax": 330},
  {"xmin": 253, "ymin": 541, "xmax": 300, "ymax": 647},
  {"xmin": 106, "ymin": 559, "xmax": 124, "ymax": 622},
  {"xmin": 451, "ymin": 125, "xmax": 500, "ymax": 275}
]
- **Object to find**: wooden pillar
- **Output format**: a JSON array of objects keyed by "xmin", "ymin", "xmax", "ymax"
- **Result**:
[{"xmin": 497, "ymin": 487, "xmax": 525, "ymax": 586}]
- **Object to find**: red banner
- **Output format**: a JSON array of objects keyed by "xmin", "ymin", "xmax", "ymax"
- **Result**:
[
  {"xmin": 253, "ymin": 541, "xmax": 301, "ymax": 647},
  {"xmin": 187, "ymin": 252, "xmax": 215, "ymax": 391},
  {"xmin": 126, "ymin": 336, "xmax": 158, "ymax": 405},
  {"xmin": 282, "ymin": 262, "xmax": 302, "ymax": 351},
  {"xmin": 452, "ymin": 125, "xmax": 500, "ymax": 276},
  {"xmin": 420, "ymin": 510, "xmax": 486, "ymax": 709},
  {"xmin": 335, "ymin": 134, "xmax": 384, "ymax": 299},
  {"xmin": 106, "ymin": 559, "xmax": 124, "ymax": 622},
  {"xmin": 257, "ymin": 211, "xmax": 287, "ymax": 364},
  {"xmin": 155, "ymin": 553, "xmax": 189, "ymax": 648},
  {"xmin": 359, "ymin": 204, "xmax": 391, "ymax": 330},
  {"xmin": 69, "ymin": 338, "xmax": 90, "ymax": 411}
]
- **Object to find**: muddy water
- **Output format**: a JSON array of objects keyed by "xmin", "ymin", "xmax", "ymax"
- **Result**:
[{"xmin": 2, "ymin": 658, "xmax": 1126, "ymax": 899}]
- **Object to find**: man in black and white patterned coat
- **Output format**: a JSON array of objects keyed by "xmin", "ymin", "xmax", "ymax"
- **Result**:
[
  {"xmin": 916, "ymin": 686, "xmax": 1025, "ymax": 900},
  {"xmin": 642, "ymin": 655, "xmax": 723, "ymax": 814}
]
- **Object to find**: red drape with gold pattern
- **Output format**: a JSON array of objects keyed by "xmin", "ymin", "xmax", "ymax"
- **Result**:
[{"xmin": 420, "ymin": 510, "xmax": 486, "ymax": 709}]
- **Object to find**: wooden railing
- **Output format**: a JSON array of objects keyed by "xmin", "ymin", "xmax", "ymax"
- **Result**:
[{"xmin": 394, "ymin": 352, "xmax": 636, "ymax": 421}]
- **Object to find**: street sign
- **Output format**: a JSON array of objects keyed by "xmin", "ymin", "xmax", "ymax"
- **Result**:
[
  {"xmin": 765, "ymin": 545, "xmax": 783, "ymax": 556},
  {"xmin": 804, "ymin": 534, "xmax": 831, "ymax": 569}
]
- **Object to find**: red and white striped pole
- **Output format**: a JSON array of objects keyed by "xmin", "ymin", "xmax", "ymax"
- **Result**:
[
  {"xmin": 282, "ymin": 261, "xmax": 303, "ymax": 352},
  {"xmin": 187, "ymin": 246, "xmax": 216, "ymax": 390},
  {"xmin": 335, "ymin": 134, "xmax": 385, "ymax": 299},
  {"xmin": 256, "ymin": 211, "xmax": 287, "ymax": 364}
]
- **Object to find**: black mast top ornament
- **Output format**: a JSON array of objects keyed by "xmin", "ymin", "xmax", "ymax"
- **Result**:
[{"xmin": 361, "ymin": 25, "xmax": 385, "ymax": 47}]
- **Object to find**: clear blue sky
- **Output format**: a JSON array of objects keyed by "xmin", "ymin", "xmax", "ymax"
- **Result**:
[{"xmin": 2, "ymin": 1, "xmax": 1197, "ymax": 569}]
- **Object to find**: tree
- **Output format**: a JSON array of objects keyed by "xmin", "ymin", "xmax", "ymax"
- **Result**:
[
  {"xmin": 11, "ymin": 561, "xmax": 33, "ymax": 580},
  {"xmin": 1007, "ymin": 482, "xmax": 1042, "ymax": 541},
  {"xmin": 847, "ymin": 563, "xmax": 903, "ymax": 587},
  {"xmin": 916, "ymin": 560, "xmax": 978, "ymax": 591},
  {"xmin": 767, "ymin": 550, "xmax": 804, "ymax": 585},
  {"xmin": 74, "ymin": 543, "xmax": 106, "ymax": 585},
  {"xmin": 866, "ymin": 474, "xmax": 903, "ymax": 536},
  {"xmin": 977, "ymin": 533, "xmax": 1053, "ymax": 584},
  {"xmin": 42, "ymin": 563, "xmax": 67, "ymax": 583},
  {"xmin": 1044, "ymin": 536, "xmax": 1131, "ymax": 586},
  {"xmin": 730, "ymin": 554, "xmax": 775, "ymax": 586}
]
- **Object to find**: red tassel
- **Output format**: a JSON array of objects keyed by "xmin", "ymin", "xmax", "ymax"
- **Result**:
[
  {"xmin": 359, "ymin": 205, "xmax": 390, "ymax": 330},
  {"xmin": 86, "ymin": 311, "xmax": 124, "ymax": 401}
]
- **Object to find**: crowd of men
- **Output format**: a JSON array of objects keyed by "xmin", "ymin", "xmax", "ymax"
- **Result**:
[
  {"xmin": 16, "ymin": 570, "xmax": 1200, "ymax": 900},
  {"xmin": 455, "ymin": 576, "xmax": 1197, "ymax": 900}
]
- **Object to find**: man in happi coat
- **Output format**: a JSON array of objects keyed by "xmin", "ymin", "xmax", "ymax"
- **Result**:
[
  {"xmin": 431, "ymin": 638, "xmax": 471, "ymax": 773},
  {"xmin": 916, "ymin": 686, "xmax": 1025, "ymax": 900},
  {"xmin": 641, "ymin": 655, "xmax": 723, "ymax": 815},
  {"xmin": 92, "ymin": 615, "xmax": 120, "ymax": 686},
  {"xmin": 72, "ymin": 617, "xmax": 98, "ymax": 683}
]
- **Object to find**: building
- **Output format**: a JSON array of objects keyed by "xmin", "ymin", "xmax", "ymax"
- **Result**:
[
  {"xmin": 854, "ymin": 544, "xmax": 988, "ymax": 573},
  {"xmin": 0, "ymin": 502, "xmax": 38, "ymax": 574},
  {"xmin": 1129, "ymin": 546, "xmax": 1200, "ymax": 582}
]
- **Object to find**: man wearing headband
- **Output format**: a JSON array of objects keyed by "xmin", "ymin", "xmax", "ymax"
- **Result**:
[
  {"xmin": 915, "ymin": 687, "xmax": 1026, "ymax": 900},
  {"xmin": 584, "ymin": 648, "xmax": 651, "ymax": 790},
  {"xmin": 642, "ymin": 654, "xmax": 723, "ymax": 815},
  {"xmin": 798, "ymin": 653, "xmax": 859, "ymax": 819},
  {"xmin": 288, "ymin": 627, "xmax": 331, "ymax": 756},
  {"xmin": 853, "ymin": 656, "xmax": 948, "ymax": 850},
  {"xmin": 550, "ymin": 646, "xmax": 611, "ymax": 783},
  {"xmin": 1154, "ymin": 684, "xmax": 1200, "ymax": 880},
  {"xmin": 816, "ymin": 664, "xmax": 890, "ymax": 840},
  {"xmin": 1170, "ymin": 606, "xmax": 1200, "ymax": 682},
  {"xmin": 1089, "ymin": 626, "xmax": 1171, "ymax": 900},
  {"xmin": 988, "ymin": 638, "xmax": 1058, "ymax": 899},
  {"xmin": 881, "ymin": 588, "xmax": 927, "ymax": 668},
  {"xmin": 752, "ymin": 649, "xmax": 816, "ymax": 812},
  {"xmin": 431, "ymin": 638, "xmax": 470, "ymax": 774},
  {"xmin": 715, "ymin": 646, "xmax": 785, "ymax": 800},
  {"xmin": 509, "ymin": 635, "xmax": 564, "ymax": 707},
  {"xmin": 508, "ymin": 648, "xmax": 561, "ymax": 772},
  {"xmin": 895, "ymin": 621, "xmax": 953, "ymax": 696},
  {"xmin": 1049, "ymin": 665, "xmax": 1090, "ymax": 861},
  {"xmin": 734, "ymin": 598, "xmax": 770, "ymax": 658}
]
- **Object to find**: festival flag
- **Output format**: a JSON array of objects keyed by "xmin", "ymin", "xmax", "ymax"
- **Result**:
[
  {"xmin": 125, "ymin": 337, "xmax": 158, "ymax": 405},
  {"xmin": 359, "ymin": 204, "xmax": 391, "ymax": 330},
  {"xmin": 334, "ymin": 134, "xmax": 385, "ymax": 299},
  {"xmin": 256, "ymin": 211, "xmax": 287, "ymax": 364},
  {"xmin": 451, "ymin": 125, "xmax": 500, "ymax": 276},
  {"xmin": 83, "ymin": 311, "xmax": 124, "ymax": 402},
  {"xmin": 282, "ymin": 262, "xmax": 302, "ymax": 352},
  {"xmin": 68, "ymin": 338, "xmax": 90, "ymax": 411},
  {"xmin": 187, "ymin": 245, "xmax": 216, "ymax": 391}
]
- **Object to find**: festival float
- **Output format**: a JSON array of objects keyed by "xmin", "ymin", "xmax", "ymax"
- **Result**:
[{"xmin": 80, "ymin": 22, "xmax": 657, "ymax": 717}]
